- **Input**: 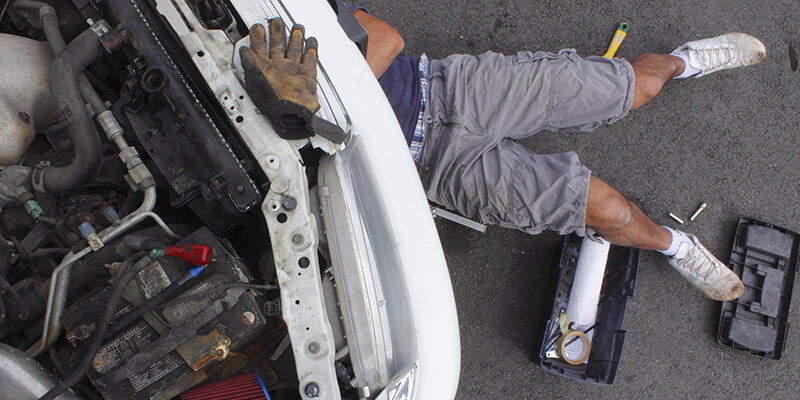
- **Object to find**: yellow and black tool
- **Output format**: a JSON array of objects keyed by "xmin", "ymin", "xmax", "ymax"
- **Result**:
[{"xmin": 602, "ymin": 22, "xmax": 630, "ymax": 59}]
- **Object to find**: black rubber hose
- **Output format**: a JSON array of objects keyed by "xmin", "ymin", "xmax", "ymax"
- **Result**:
[
  {"xmin": 123, "ymin": 235, "xmax": 170, "ymax": 251},
  {"xmin": 105, "ymin": 281, "xmax": 273, "ymax": 340},
  {"xmin": 42, "ymin": 28, "xmax": 106, "ymax": 194},
  {"xmin": 105, "ymin": 262, "xmax": 216, "ymax": 339},
  {"xmin": 38, "ymin": 252, "xmax": 149, "ymax": 400},
  {"xmin": 38, "ymin": 8, "xmax": 67, "ymax": 51},
  {"xmin": 0, "ymin": 0, "xmax": 11, "ymax": 25},
  {"xmin": 0, "ymin": 296, "xmax": 6, "ymax": 326},
  {"xmin": 39, "ymin": 6, "xmax": 106, "ymax": 111},
  {"xmin": 0, "ymin": 274, "xmax": 26, "ymax": 319},
  {"xmin": 156, "ymin": 282, "xmax": 275, "ymax": 309},
  {"xmin": 103, "ymin": 277, "xmax": 183, "ymax": 340}
]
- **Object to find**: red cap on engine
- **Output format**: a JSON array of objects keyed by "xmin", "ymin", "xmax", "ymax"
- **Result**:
[{"xmin": 163, "ymin": 244, "xmax": 213, "ymax": 266}]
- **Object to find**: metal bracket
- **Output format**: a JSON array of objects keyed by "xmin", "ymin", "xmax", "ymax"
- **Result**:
[
  {"xmin": 89, "ymin": 19, "xmax": 124, "ymax": 53},
  {"xmin": 155, "ymin": 1, "xmax": 341, "ymax": 398},
  {"xmin": 31, "ymin": 161, "xmax": 50, "ymax": 193},
  {"xmin": 431, "ymin": 206, "xmax": 487, "ymax": 233}
]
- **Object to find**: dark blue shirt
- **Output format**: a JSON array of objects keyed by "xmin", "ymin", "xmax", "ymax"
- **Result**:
[{"xmin": 345, "ymin": 5, "xmax": 420, "ymax": 145}]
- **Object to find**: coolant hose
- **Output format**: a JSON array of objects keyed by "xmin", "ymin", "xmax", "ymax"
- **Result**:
[
  {"xmin": 35, "ymin": 3, "xmax": 106, "ymax": 111},
  {"xmin": 39, "ymin": 27, "xmax": 106, "ymax": 194},
  {"xmin": 123, "ymin": 235, "xmax": 170, "ymax": 251},
  {"xmin": 38, "ymin": 252, "xmax": 149, "ymax": 400}
]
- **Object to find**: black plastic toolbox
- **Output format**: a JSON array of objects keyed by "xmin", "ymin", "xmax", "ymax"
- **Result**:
[
  {"xmin": 717, "ymin": 218, "xmax": 800, "ymax": 359},
  {"xmin": 533, "ymin": 234, "xmax": 640, "ymax": 385}
]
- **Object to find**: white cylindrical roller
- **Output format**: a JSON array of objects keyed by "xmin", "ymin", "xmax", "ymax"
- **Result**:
[{"xmin": 565, "ymin": 237, "xmax": 611, "ymax": 329}]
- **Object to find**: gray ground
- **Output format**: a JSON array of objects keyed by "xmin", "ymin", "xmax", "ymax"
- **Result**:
[{"xmin": 356, "ymin": 0, "xmax": 800, "ymax": 398}]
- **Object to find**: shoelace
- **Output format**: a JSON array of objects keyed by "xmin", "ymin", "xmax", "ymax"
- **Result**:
[
  {"xmin": 684, "ymin": 244, "xmax": 722, "ymax": 281},
  {"xmin": 694, "ymin": 45, "xmax": 737, "ymax": 72}
]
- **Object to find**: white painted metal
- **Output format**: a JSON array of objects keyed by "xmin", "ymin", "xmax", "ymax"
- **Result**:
[
  {"xmin": 163, "ymin": 0, "xmax": 460, "ymax": 398},
  {"xmin": 241, "ymin": 2, "xmax": 461, "ymax": 399},
  {"xmin": 156, "ymin": 2, "xmax": 340, "ymax": 398}
]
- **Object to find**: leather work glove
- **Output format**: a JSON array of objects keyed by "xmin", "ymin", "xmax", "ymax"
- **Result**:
[{"xmin": 240, "ymin": 18, "xmax": 345, "ymax": 143}]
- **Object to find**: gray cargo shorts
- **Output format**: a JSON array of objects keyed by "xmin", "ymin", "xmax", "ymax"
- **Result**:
[{"xmin": 417, "ymin": 49, "xmax": 635, "ymax": 236}]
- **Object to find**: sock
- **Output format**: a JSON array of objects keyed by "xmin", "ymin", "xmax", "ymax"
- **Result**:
[
  {"xmin": 659, "ymin": 226, "xmax": 692, "ymax": 256},
  {"xmin": 670, "ymin": 48, "xmax": 701, "ymax": 78}
]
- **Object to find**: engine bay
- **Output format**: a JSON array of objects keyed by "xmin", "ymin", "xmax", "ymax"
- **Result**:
[{"xmin": 0, "ymin": 0, "xmax": 354, "ymax": 398}]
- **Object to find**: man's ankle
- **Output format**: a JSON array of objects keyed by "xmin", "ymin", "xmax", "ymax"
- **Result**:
[
  {"xmin": 669, "ymin": 50, "xmax": 701, "ymax": 78},
  {"xmin": 659, "ymin": 226, "xmax": 692, "ymax": 256},
  {"xmin": 668, "ymin": 54, "xmax": 687, "ymax": 78}
]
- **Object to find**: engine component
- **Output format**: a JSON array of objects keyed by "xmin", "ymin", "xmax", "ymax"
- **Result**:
[
  {"xmin": 0, "ymin": 226, "xmax": 173, "ymax": 341},
  {"xmin": 180, "ymin": 371, "xmax": 271, "ymax": 400},
  {"xmin": 161, "ymin": 244, "xmax": 214, "ymax": 266},
  {"xmin": 33, "ymin": 99, "xmax": 178, "ymax": 356},
  {"xmin": 60, "ymin": 227, "xmax": 273, "ymax": 400},
  {"xmin": 33, "ymin": 184, "xmax": 177, "ymax": 357},
  {"xmin": 0, "ymin": 33, "xmax": 57, "ymax": 166},
  {"xmin": 184, "ymin": 0, "xmax": 234, "ymax": 31},
  {"xmin": 24, "ymin": 1, "xmax": 107, "ymax": 112},
  {"xmin": 33, "ymin": 20, "xmax": 118, "ymax": 194},
  {"xmin": 0, "ymin": 343, "xmax": 80, "ymax": 400},
  {"xmin": 40, "ymin": 251, "xmax": 154, "ymax": 400},
  {"xmin": 104, "ymin": 0, "xmax": 260, "ymax": 213},
  {"xmin": 0, "ymin": 165, "xmax": 34, "ymax": 205}
]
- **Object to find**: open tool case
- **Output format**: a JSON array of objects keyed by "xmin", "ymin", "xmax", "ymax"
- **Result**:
[
  {"xmin": 533, "ymin": 235, "xmax": 640, "ymax": 385},
  {"xmin": 717, "ymin": 218, "xmax": 800, "ymax": 359}
]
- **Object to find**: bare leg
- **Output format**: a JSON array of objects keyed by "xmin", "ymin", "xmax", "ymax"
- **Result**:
[
  {"xmin": 585, "ymin": 176, "xmax": 672, "ymax": 250},
  {"xmin": 630, "ymin": 53, "xmax": 685, "ymax": 109},
  {"xmin": 585, "ymin": 54, "xmax": 686, "ymax": 246}
]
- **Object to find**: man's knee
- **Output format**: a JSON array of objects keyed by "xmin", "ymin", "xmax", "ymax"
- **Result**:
[
  {"xmin": 595, "ymin": 196, "xmax": 633, "ymax": 230},
  {"xmin": 630, "ymin": 53, "xmax": 682, "ymax": 109},
  {"xmin": 586, "ymin": 177, "xmax": 634, "ymax": 230}
]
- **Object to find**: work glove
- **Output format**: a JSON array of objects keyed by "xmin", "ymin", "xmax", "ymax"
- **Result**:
[{"xmin": 240, "ymin": 18, "xmax": 345, "ymax": 143}]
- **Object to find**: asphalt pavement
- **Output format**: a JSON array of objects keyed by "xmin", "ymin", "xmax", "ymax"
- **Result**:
[{"xmin": 356, "ymin": 0, "xmax": 800, "ymax": 398}]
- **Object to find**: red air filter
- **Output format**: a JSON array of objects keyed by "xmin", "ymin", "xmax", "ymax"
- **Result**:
[{"xmin": 181, "ymin": 371, "xmax": 271, "ymax": 400}]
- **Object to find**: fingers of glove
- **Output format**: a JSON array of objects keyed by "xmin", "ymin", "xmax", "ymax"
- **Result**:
[
  {"xmin": 248, "ymin": 24, "xmax": 268, "ymax": 58},
  {"xmin": 302, "ymin": 36, "xmax": 318, "ymax": 76},
  {"xmin": 286, "ymin": 24, "xmax": 305, "ymax": 60},
  {"xmin": 240, "ymin": 47, "xmax": 270, "ymax": 89},
  {"xmin": 239, "ymin": 46, "xmax": 257, "ymax": 71},
  {"xmin": 268, "ymin": 17, "xmax": 287, "ymax": 58}
]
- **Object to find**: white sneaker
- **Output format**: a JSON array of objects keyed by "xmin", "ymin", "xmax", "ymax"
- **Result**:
[
  {"xmin": 668, "ymin": 234, "xmax": 745, "ymax": 301},
  {"xmin": 674, "ymin": 32, "xmax": 766, "ymax": 77}
]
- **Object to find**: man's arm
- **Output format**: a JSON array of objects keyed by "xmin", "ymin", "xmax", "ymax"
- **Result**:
[{"xmin": 351, "ymin": 10, "xmax": 404, "ymax": 78}]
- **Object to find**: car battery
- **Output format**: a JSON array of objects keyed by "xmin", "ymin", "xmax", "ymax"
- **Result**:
[
  {"xmin": 61, "ymin": 227, "xmax": 273, "ymax": 400},
  {"xmin": 533, "ymin": 234, "xmax": 640, "ymax": 385}
]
